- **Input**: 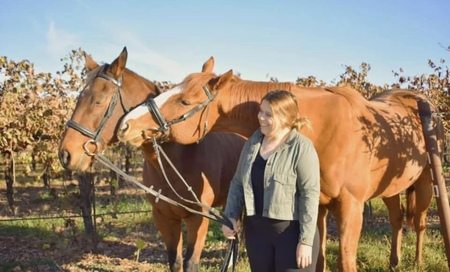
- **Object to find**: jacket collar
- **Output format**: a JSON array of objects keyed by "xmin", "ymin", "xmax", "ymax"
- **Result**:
[{"xmin": 250, "ymin": 128, "xmax": 298, "ymax": 149}]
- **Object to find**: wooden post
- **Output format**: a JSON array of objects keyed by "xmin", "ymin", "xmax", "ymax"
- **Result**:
[{"xmin": 418, "ymin": 99, "xmax": 450, "ymax": 268}]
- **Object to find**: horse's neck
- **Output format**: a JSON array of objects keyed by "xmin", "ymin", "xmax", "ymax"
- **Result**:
[
  {"xmin": 215, "ymin": 81, "xmax": 294, "ymax": 137},
  {"xmin": 216, "ymin": 82, "xmax": 352, "ymax": 140},
  {"xmin": 141, "ymin": 142, "xmax": 180, "ymax": 170},
  {"xmin": 211, "ymin": 119, "xmax": 259, "ymax": 138},
  {"xmin": 124, "ymin": 71, "xmax": 159, "ymax": 105}
]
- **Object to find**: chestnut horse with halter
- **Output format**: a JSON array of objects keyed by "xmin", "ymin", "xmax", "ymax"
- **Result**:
[
  {"xmin": 116, "ymin": 57, "xmax": 444, "ymax": 271},
  {"xmin": 58, "ymin": 48, "xmax": 245, "ymax": 272}
]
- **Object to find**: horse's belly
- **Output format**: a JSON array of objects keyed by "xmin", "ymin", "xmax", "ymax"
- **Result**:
[{"xmin": 370, "ymin": 161, "xmax": 426, "ymax": 198}]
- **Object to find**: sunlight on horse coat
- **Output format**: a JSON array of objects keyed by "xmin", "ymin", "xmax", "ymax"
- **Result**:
[{"xmin": 117, "ymin": 57, "xmax": 444, "ymax": 271}]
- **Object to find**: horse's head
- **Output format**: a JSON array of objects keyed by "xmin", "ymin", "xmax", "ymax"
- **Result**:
[
  {"xmin": 117, "ymin": 57, "xmax": 236, "ymax": 146},
  {"xmin": 58, "ymin": 47, "xmax": 160, "ymax": 171}
]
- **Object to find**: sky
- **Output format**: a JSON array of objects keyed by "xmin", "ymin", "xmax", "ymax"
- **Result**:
[{"xmin": 1, "ymin": 0, "xmax": 449, "ymax": 86}]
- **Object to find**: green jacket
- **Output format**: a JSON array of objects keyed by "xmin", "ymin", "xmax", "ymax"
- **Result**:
[{"xmin": 224, "ymin": 128, "xmax": 320, "ymax": 246}]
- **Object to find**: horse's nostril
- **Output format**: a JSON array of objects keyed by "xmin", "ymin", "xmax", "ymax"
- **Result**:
[
  {"xmin": 59, "ymin": 150, "xmax": 70, "ymax": 168},
  {"xmin": 119, "ymin": 122, "xmax": 130, "ymax": 135}
]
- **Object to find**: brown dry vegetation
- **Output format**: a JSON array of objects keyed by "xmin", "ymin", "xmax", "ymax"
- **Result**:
[{"xmin": 1, "ymin": 49, "xmax": 450, "ymax": 271}]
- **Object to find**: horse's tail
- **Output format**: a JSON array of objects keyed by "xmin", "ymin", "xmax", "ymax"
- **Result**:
[
  {"xmin": 433, "ymin": 110, "xmax": 446, "ymax": 158},
  {"xmin": 405, "ymin": 186, "xmax": 416, "ymax": 230},
  {"xmin": 421, "ymin": 93, "xmax": 446, "ymax": 157}
]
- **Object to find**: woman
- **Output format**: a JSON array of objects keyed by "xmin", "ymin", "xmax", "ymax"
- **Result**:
[{"xmin": 222, "ymin": 90, "xmax": 320, "ymax": 272}]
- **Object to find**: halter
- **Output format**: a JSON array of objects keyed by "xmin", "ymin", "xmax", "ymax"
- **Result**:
[
  {"xmin": 143, "ymin": 85, "xmax": 218, "ymax": 143},
  {"xmin": 66, "ymin": 65, "xmax": 126, "ymax": 156}
]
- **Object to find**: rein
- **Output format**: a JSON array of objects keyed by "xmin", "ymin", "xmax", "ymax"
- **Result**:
[
  {"xmin": 95, "ymin": 139, "xmax": 239, "ymax": 271},
  {"xmin": 144, "ymin": 85, "xmax": 218, "ymax": 143}
]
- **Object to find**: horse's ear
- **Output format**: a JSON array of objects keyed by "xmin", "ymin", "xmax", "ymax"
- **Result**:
[
  {"xmin": 84, "ymin": 52, "xmax": 99, "ymax": 72},
  {"xmin": 211, "ymin": 69, "xmax": 233, "ymax": 92},
  {"xmin": 109, "ymin": 47, "xmax": 128, "ymax": 79},
  {"xmin": 201, "ymin": 56, "xmax": 214, "ymax": 73}
]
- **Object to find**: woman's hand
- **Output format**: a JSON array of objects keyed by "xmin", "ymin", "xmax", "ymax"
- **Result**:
[
  {"xmin": 221, "ymin": 218, "xmax": 238, "ymax": 239},
  {"xmin": 296, "ymin": 243, "xmax": 312, "ymax": 268}
]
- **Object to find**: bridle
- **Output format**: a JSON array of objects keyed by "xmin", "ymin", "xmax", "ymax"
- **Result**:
[
  {"xmin": 143, "ymin": 85, "xmax": 218, "ymax": 143},
  {"xmin": 65, "ymin": 69, "xmax": 239, "ymax": 271},
  {"xmin": 66, "ymin": 65, "xmax": 127, "ymax": 157}
]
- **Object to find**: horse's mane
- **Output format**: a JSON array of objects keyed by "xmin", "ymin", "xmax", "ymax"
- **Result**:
[
  {"xmin": 182, "ymin": 72, "xmax": 213, "ymax": 95},
  {"xmin": 182, "ymin": 73, "xmax": 296, "ymax": 121},
  {"xmin": 227, "ymin": 80, "xmax": 293, "ymax": 103},
  {"xmin": 123, "ymin": 66, "xmax": 161, "ymax": 94},
  {"xmin": 223, "ymin": 80, "xmax": 294, "ymax": 121}
]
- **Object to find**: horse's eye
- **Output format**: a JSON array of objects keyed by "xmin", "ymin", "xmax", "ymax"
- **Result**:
[
  {"xmin": 91, "ymin": 94, "xmax": 107, "ymax": 106},
  {"xmin": 181, "ymin": 100, "xmax": 191, "ymax": 106}
]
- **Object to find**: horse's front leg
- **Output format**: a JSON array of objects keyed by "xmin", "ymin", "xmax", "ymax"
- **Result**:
[
  {"xmin": 151, "ymin": 204, "xmax": 184, "ymax": 272},
  {"xmin": 183, "ymin": 214, "xmax": 210, "ymax": 272},
  {"xmin": 382, "ymin": 194, "xmax": 404, "ymax": 269},
  {"xmin": 316, "ymin": 205, "xmax": 328, "ymax": 272},
  {"xmin": 335, "ymin": 193, "xmax": 364, "ymax": 272}
]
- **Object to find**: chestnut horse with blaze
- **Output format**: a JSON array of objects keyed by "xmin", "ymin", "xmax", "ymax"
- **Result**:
[
  {"xmin": 117, "ymin": 57, "xmax": 443, "ymax": 271},
  {"xmin": 58, "ymin": 48, "xmax": 246, "ymax": 272}
]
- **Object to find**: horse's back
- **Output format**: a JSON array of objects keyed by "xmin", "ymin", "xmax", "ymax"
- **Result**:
[
  {"xmin": 370, "ymin": 89, "xmax": 444, "ymax": 146},
  {"xmin": 369, "ymin": 89, "xmax": 426, "ymax": 109}
]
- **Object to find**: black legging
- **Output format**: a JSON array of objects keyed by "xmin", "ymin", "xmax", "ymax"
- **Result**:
[{"xmin": 244, "ymin": 215, "xmax": 320, "ymax": 272}]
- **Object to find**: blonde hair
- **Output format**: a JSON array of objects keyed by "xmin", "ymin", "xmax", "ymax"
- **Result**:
[{"xmin": 261, "ymin": 90, "xmax": 312, "ymax": 131}]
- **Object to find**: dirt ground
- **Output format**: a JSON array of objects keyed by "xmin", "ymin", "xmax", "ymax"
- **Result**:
[
  {"xmin": 0, "ymin": 212, "xmax": 233, "ymax": 272},
  {"xmin": 0, "ymin": 178, "xmax": 232, "ymax": 272},
  {"xmin": 0, "ymin": 171, "xmax": 447, "ymax": 271}
]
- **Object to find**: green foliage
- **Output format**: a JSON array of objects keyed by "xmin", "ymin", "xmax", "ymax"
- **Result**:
[{"xmin": 134, "ymin": 238, "xmax": 145, "ymax": 261}]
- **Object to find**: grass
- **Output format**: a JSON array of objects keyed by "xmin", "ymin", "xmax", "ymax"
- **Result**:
[{"xmin": 0, "ymin": 164, "xmax": 449, "ymax": 271}]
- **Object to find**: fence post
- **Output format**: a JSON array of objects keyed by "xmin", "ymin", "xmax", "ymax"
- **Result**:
[{"xmin": 77, "ymin": 172, "xmax": 97, "ymax": 243}]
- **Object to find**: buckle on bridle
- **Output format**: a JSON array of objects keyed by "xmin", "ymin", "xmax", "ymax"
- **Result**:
[
  {"xmin": 83, "ymin": 139, "xmax": 101, "ymax": 156},
  {"xmin": 142, "ymin": 127, "xmax": 168, "ymax": 144}
]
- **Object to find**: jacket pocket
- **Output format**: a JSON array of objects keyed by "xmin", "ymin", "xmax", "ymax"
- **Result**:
[
  {"xmin": 273, "ymin": 172, "xmax": 297, "ymax": 186},
  {"xmin": 271, "ymin": 172, "xmax": 297, "ymax": 208}
]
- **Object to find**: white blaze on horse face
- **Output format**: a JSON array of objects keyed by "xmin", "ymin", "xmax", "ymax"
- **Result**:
[
  {"xmin": 154, "ymin": 85, "xmax": 184, "ymax": 106},
  {"xmin": 121, "ymin": 85, "xmax": 184, "ymax": 124}
]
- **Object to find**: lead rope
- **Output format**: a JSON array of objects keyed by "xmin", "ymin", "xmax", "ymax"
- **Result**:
[
  {"xmin": 95, "ymin": 151, "xmax": 239, "ymax": 271},
  {"xmin": 148, "ymin": 137, "xmax": 239, "ymax": 271},
  {"xmin": 149, "ymin": 137, "xmax": 201, "ymax": 203}
]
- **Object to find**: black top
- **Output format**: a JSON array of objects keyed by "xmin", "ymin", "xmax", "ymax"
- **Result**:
[{"xmin": 251, "ymin": 151, "xmax": 267, "ymax": 216}]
